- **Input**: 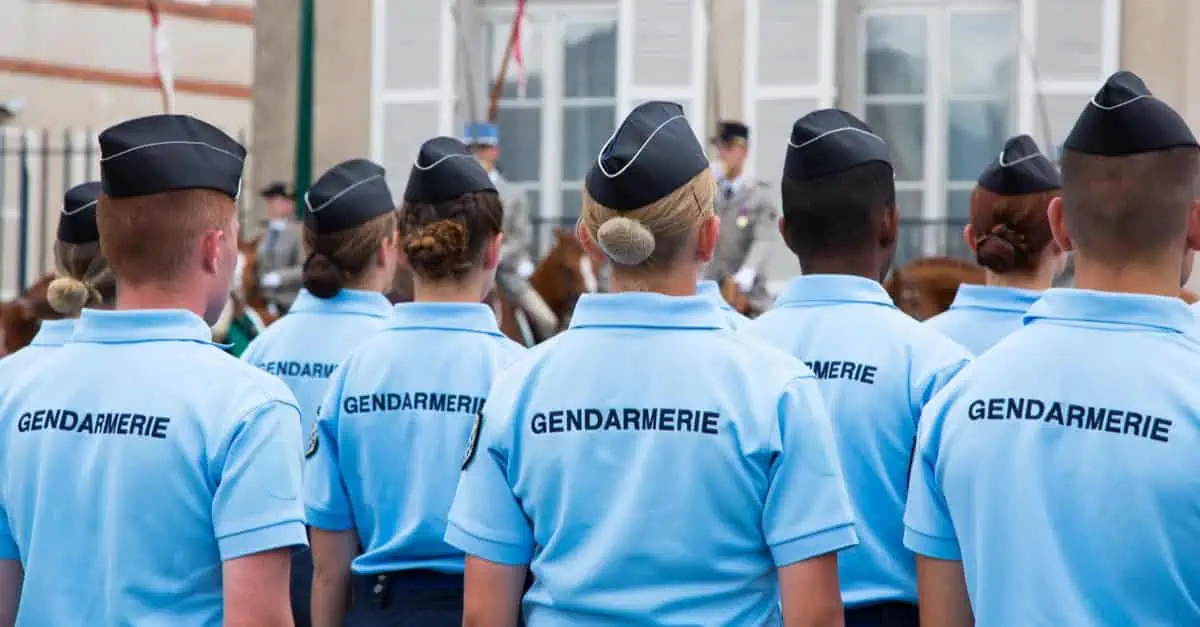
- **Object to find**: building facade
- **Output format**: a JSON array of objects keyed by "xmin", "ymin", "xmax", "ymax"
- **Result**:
[{"xmin": 261, "ymin": 0, "xmax": 1200, "ymax": 291}]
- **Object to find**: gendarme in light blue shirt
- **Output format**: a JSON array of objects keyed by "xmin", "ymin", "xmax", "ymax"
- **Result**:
[
  {"xmin": 697, "ymin": 279, "xmax": 751, "ymax": 331},
  {"xmin": 242, "ymin": 288, "xmax": 392, "ymax": 449},
  {"xmin": 744, "ymin": 274, "xmax": 970, "ymax": 608},
  {"xmin": 0, "ymin": 309, "xmax": 307, "ymax": 627},
  {"xmin": 446, "ymin": 292, "xmax": 858, "ymax": 626},
  {"xmin": 906, "ymin": 289, "xmax": 1200, "ymax": 626},
  {"xmin": 924, "ymin": 284, "xmax": 1042, "ymax": 355},
  {"xmin": 306, "ymin": 302, "xmax": 525, "ymax": 575}
]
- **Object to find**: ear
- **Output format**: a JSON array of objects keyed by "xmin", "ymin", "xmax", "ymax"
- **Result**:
[
  {"xmin": 697, "ymin": 214, "xmax": 719, "ymax": 263},
  {"xmin": 879, "ymin": 204, "xmax": 898, "ymax": 248},
  {"xmin": 963, "ymin": 224, "xmax": 977, "ymax": 254},
  {"xmin": 1047, "ymin": 196, "xmax": 1074, "ymax": 253},
  {"xmin": 576, "ymin": 222, "xmax": 609, "ymax": 265},
  {"xmin": 777, "ymin": 216, "xmax": 788, "ymax": 247},
  {"xmin": 483, "ymin": 232, "xmax": 505, "ymax": 271},
  {"xmin": 201, "ymin": 228, "xmax": 225, "ymax": 275},
  {"xmin": 1184, "ymin": 198, "xmax": 1200, "ymax": 254}
]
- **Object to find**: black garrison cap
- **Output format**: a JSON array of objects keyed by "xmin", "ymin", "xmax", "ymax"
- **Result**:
[
  {"xmin": 99, "ymin": 114, "xmax": 246, "ymax": 199},
  {"xmin": 260, "ymin": 181, "xmax": 294, "ymax": 199},
  {"xmin": 402, "ymin": 137, "xmax": 496, "ymax": 204},
  {"xmin": 1063, "ymin": 70, "xmax": 1198, "ymax": 156},
  {"xmin": 783, "ymin": 108, "xmax": 891, "ymax": 181},
  {"xmin": 977, "ymin": 134, "xmax": 1061, "ymax": 194},
  {"xmin": 585, "ymin": 101, "xmax": 708, "ymax": 212},
  {"xmin": 711, "ymin": 120, "xmax": 750, "ymax": 145},
  {"xmin": 304, "ymin": 159, "xmax": 395, "ymax": 234},
  {"xmin": 57, "ymin": 181, "xmax": 102, "ymax": 244}
]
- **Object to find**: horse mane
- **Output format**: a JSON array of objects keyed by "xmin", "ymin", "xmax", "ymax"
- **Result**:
[
  {"xmin": 1, "ymin": 274, "xmax": 66, "ymax": 354},
  {"xmin": 885, "ymin": 256, "xmax": 986, "ymax": 318}
]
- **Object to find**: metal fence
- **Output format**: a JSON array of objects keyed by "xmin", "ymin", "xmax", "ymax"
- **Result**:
[{"xmin": 0, "ymin": 127, "xmax": 252, "ymax": 300}]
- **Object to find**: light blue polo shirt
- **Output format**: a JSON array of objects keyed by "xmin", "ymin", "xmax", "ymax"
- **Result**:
[
  {"xmin": 0, "ymin": 308, "xmax": 307, "ymax": 627},
  {"xmin": 925, "ymin": 284, "xmax": 1042, "ymax": 355},
  {"xmin": 446, "ymin": 292, "xmax": 858, "ymax": 626},
  {"xmin": 242, "ymin": 288, "xmax": 392, "ymax": 448},
  {"xmin": 697, "ymin": 280, "xmax": 751, "ymax": 331},
  {"xmin": 744, "ymin": 274, "xmax": 970, "ymax": 608},
  {"xmin": 905, "ymin": 288, "xmax": 1200, "ymax": 626},
  {"xmin": 306, "ymin": 302, "xmax": 525, "ymax": 575},
  {"xmin": 0, "ymin": 319, "xmax": 75, "ymax": 374}
]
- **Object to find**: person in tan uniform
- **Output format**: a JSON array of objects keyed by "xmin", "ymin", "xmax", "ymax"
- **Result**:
[
  {"xmin": 464, "ymin": 122, "xmax": 558, "ymax": 339},
  {"xmin": 256, "ymin": 182, "xmax": 305, "ymax": 315},
  {"xmin": 704, "ymin": 122, "xmax": 778, "ymax": 313}
]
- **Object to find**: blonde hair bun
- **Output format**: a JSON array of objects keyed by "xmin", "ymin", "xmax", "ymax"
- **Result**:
[
  {"xmin": 46, "ymin": 276, "xmax": 92, "ymax": 315},
  {"xmin": 596, "ymin": 216, "xmax": 656, "ymax": 265}
]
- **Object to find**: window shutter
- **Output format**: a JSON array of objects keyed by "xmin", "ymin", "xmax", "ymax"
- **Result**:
[
  {"xmin": 743, "ymin": 0, "xmax": 838, "ymax": 288},
  {"xmin": 617, "ymin": 0, "xmax": 708, "ymax": 141},
  {"xmin": 1018, "ymin": 0, "xmax": 1122, "ymax": 159},
  {"xmin": 371, "ymin": 0, "xmax": 458, "ymax": 197}
]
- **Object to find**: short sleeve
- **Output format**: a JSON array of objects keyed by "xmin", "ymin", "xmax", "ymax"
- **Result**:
[
  {"xmin": 304, "ymin": 364, "xmax": 355, "ymax": 531},
  {"xmin": 913, "ymin": 339, "xmax": 972, "ymax": 416},
  {"xmin": 763, "ymin": 377, "xmax": 859, "ymax": 567},
  {"xmin": 902, "ymin": 400, "xmax": 961, "ymax": 560},
  {"xmin": 444, "ymin": 375, "xmax": 535, "ymax": 566},
  {"xmin": 212, "ymin": 398, "xmax": 308, "ymax": 560},
  {"xmin": 0, "ymin": 502, "xmax": 17, "ymax": 560}
]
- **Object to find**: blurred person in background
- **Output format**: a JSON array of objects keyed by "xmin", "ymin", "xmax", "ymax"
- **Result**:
[{"xmin": 258, "ymin": 181, "xmax": 305, "ymax": 315}]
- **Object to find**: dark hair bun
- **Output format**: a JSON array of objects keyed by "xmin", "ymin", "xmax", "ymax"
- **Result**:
[
  {"xmin": 975, "ymin": 223, "xmax": 1029, "ymax": 273},
  {"xmin": 302, "ymin": 252, "xmax": 345, "ymax": 298},
  {"xmin": 404, "ymin": 219, "xmax": 472, "ymax": 279}
]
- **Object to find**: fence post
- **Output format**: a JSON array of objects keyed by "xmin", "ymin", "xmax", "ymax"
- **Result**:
[{"xmin": 17, "ymin": 131, "xmax": 30, "ymax": 293}]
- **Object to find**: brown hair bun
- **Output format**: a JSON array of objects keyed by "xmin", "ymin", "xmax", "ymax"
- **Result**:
[
  {"xmin": 974, "ymin": 223, "xmax": 1029, "ymax": 273},
  {"xmin": 302, "ymin": 252, "xmax": 346, "ymax": 299},
  {"xmin": 404, "ymin": 219, "xmax": 472, "ymax": 280}
]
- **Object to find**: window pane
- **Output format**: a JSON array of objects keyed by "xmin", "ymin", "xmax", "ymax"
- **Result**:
[
  {"xmin": 562, "ymin": 106, "xmax": 615, "ymax": 181},
  {"xmin": 865, "ymin": 14, "xmax": 927, "ymax": 95},
  {"xmin": 947, "ymin": 101, "xmax": 1009, "ymax": 181},
  {"xmin": 895, "ymin": 191, "xmax": 926, "ymax": 267},
  {"xmin": 946, "ymin": 189, "xmax": 972, "ymax": 223},
  {"xmin": 495, "ymin": 107, "xmax": 542, "ymax": 183},
  {"xmin": 488, "ymin": 19, "xmax": 544, "ymax": 99},
  {"xmin": 867, "ymin": 104, "xmax": 925, "ymax": 181},
  {"xmin": 561, "ymin": 187, "xmax": 583, "ymax": 222},
  {"xmin": 949, "ymin": 12, "xmax": 1015, "ymax": 96},
  {"xmin": 563, "ymin": 22, "xmax": 617, "ymax": 99}
]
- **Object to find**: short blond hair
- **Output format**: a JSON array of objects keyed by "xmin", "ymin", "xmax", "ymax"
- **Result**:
[
  {"xmin": 580, "ymin": 168, "xmax": 715, "ymax": 269},
  {"xmin": 97, "ymin": 189, "xmax": 234, "ymax": 285}
]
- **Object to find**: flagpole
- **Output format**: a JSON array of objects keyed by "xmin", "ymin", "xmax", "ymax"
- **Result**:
[
  {"xmin": 146, "ymin": 0, "xmax": 174, "ymax": 114},
  {"xmin": 486, "ymin": 1, "xmax": 524, "ymax": 123}
]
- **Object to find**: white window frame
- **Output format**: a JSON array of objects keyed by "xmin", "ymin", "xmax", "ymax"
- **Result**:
[
  {"xmin": 480, "ymin": 4, "xmax": 619, "ymax": 233},
  {"xmin": 369, "ymin": 0, "xmax": 458, "ymax": 164},
  {"xmin": 859, "ymin": 0, "xmax": 1019, "ymax": 232},
  {"xmin": 615, "ymin": 0, "xmax": 708, "ymax": 142}
]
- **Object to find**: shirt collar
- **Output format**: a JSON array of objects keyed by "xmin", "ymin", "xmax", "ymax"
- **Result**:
[
  {"xmin": 71, "ymin": 309, "xmax": 215, "ymax": 344},
  {"xmin": 289, "ymin": 288, "xmax": 392, "ymax": 318},
  {"xmin": 387, "ymin": 302, "xmax": 505, "ymax": 336},
  {"xmin": 1024, "ymin": 288, "xmax": 1197, "ymax": 334},
  {"xmin": 696, "ymin": 280, "xmax": 735, "ymax": 312},
  {"xmin": 569, "ymin": 292, "xmax": 726, "ymax": 330},
  {"xmin": 774, "ymin": 274, "xmax": 895, "ymax": 308},
  {"xmin": 268, "ymin": 218, "xmax": 289, "ymax": 230},
  {"xmin": 949, "ymin": 284, "xmax": 1042, "ymax": 314},
  {"xmin": 30, "ymin": 319, "xmax": 75, "ymax": 347}
]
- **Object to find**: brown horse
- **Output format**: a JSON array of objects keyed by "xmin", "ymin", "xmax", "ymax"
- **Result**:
[
  {"xmin": 718, "ymin": 275, "xmax": 755, "ymax": 316},
  {"xmin": 237, "ymin": 234, "xmax": 281, "ymax": 327},
  {"xmin": 0, "ymin": 274, "xmax": 64, "ymax": 356},
  {"xmin": 496, "ymin": 229, "xmax": 599, "ymax": 346},
  {"xmin": 885, "ymin": 256, "xmax": 987, "ymax": 321}
]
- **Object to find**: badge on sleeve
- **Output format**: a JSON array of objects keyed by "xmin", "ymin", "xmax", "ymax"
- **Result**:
[
  {"xmin": 462, "ymin": 411, "xmax": 483, "ymax": 470},
  {"xmin": 736, "ymin": 207, "xmax": 749, "ymax": 229},
  {"xmin": 305, "ymin": 421, "xmax": 319, "ymax": 459}
]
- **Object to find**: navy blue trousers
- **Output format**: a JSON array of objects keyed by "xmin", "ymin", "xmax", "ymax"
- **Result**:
[
  {"xmin": 291, "ymin": 550, "xmax": 312, "ymax": 627},
  {"xmin": 845, "ymin": 601, "xmax": 919, "ymax": 627},
  {"xmin": 343, "ymin": 571, "xmax": 463, "ymax": 627}
]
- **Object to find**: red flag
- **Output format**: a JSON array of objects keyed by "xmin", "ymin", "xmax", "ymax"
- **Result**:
[
  {"xmin": 147, "ymin": 3, "xmax": 176, "ymax": 113},
  {"xmin": 513, "ymin": 0, "xmax": 527, "ymax": 98}
]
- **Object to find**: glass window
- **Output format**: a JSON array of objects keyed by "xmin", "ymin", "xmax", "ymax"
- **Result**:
[
  {"xmin": 562, "ymin": 106, "xmax": 612, "ymax": 181},
  {"xmin": 561, "ymin": 20, "xmax": 617, "ymax": 201},
  {"xmin": 864, "ymin": 15, "xmax": 927, "ymax": 95},
  {"xmin": 563, "ymin": 23, "xmax": 617, "ymax": 99},
  {"xmin": 496, "ymin": 107, "xmax": 542, "ymax": 183},
  {"xmin": 488, "ymin": 20, "xmax": 545, "ymax": 99},
  {"xmin": 866, "ymin": 104, "xmax": 925, "ymax": 181}
]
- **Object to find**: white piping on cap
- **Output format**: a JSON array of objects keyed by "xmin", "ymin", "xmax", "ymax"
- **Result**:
[
  {"xmin": 596, "ymin": 114, "xmax": 689, "ymax": 179},
  {"xmin": 787, "ymin": 126, "xmax": 886, "ymax": 150},
  {"xmin": 100, "ymin": 140, "xmax": 245, "ymax": 163},
  {"xmin": 305, "ymin": 174, "xmax": 385, "ymax": 214},
  {"xmin": 61, "ymin": 199, "xmax": 97, "ymax": 216}
]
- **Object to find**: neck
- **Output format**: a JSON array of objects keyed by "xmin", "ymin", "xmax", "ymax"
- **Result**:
[
  {"xmin": 984, "ymin": 266, "xmax": 1054, "ymax": 291},
  {"xmin": 476, "ymin": 157, "xmax": 495, "ymax": 172},
  {"xmin": 345, "ymin": 267, "xmax": 393, "ymax": 294},
  {"xmin": 723, "ymin": 164, "xmax": 742, "ymax": 181},
  {"xmin": 1072, "ymin": 254, "xmax": 1182, "ymax": 297},
  {"xmin": 800, "ymin": 255, "xmax": 885, "ymax": 282},
  {"xmin": 609, "ymin": 266, "xmax": 699, "ymax": 296},
  {"xmin": 413, "ymin": 273, "xmax": 489, "ymax": 304},
  {"xmin": 115, "ymin": 281, "xmax": 208, "ymax": 318}
]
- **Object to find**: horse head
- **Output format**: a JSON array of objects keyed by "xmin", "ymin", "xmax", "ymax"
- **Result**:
[
  {"xmin": 885, "ymin": 256, "xmax": 986, "ymax": 320},
  {"xmin": 530, "ymin": 227, "xmax": 600, "ymax": 317},
  {"xmin": 1, "ymin": 274, "xmax": 65, "ymax": 354}
]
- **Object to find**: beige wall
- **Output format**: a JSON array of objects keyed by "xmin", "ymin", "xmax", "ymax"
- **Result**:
[
  {"xmin": 0, "ymin": 0, "xmax": 252, "ymax": 132},
  {"xmin": 250, "ymin": 0, "xmax": 298, "ymax": 225}
]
